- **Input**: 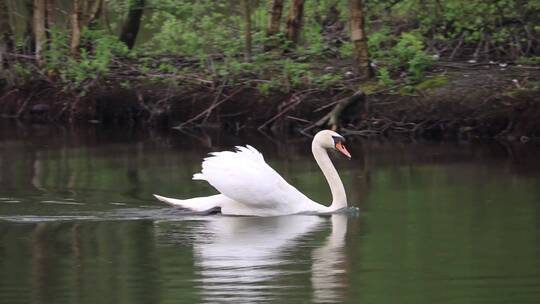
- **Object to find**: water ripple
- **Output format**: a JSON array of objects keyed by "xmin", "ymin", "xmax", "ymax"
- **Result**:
[
  {"xmin": 0, "ymin": 207, "xmax": 205, "ymax": 223},
  {"xmin": 40, "ymin": 200, "xmax": 86, "ymax": 206}
]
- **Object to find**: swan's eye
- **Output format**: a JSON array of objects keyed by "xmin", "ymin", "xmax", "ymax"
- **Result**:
[
  {"xmin": 332, "ymin": 135, "xmax": 345, "ymax": 145},
  {"xmin": 332, "ymin": 136, "xmax": 351, "ymax": 159}
]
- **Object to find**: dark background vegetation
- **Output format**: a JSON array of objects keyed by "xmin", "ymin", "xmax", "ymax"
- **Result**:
[{"xmin": 0, "ymin": 0, "xmax": 539, "ymax": 139}]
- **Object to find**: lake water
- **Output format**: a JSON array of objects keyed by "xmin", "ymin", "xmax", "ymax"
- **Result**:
[{"xmin": 1, "ymin": 125, "xmax": 540, "ymax": 304}]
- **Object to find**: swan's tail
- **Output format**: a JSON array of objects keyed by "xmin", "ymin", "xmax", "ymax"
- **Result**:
[
  {"xmin": 192, "ymin": 173, "xmax": 205, "ymax": 180},
  {"xmin": 153, "ymin": 194, "xmax": 224, "ymax": 212}
]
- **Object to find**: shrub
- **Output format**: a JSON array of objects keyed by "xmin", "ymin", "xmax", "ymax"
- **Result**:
[{"xmin": 42, "ymin": 28, "xmax": 128, "ymax": 90}]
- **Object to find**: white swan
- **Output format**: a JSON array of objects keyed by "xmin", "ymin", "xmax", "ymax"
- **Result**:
[{"xmin": 153, "ymin": 130, "xmax": 351, "ymax": 216}]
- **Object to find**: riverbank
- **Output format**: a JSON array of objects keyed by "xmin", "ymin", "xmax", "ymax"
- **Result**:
[{"xmin": 1, "ymin": 61, "xmax": 539, "ymax": 141}]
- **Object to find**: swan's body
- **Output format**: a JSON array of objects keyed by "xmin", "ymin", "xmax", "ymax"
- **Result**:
[{"xmin": 154, "ymin": 130, "xmax": 351, "ymax": 216}]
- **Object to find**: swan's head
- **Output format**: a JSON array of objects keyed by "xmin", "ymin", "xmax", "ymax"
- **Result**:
[{"xmin": 313, "ymin": 130, "xmax": 351, "ymax": 159}]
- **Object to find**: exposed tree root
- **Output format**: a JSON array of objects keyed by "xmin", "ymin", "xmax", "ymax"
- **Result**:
[{"xmin": 303, "ymin": 90, "xmax": 365, "ymax": 132}]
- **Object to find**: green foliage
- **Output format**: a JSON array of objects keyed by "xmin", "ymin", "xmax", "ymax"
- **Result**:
[
  {"xmin": 300, "ymin": 22, "xmax": 324, "ymax": 55},
  {"xmin": 143, "ymin": 0, "xmax": 243, "ymax": 59},
  {"xmin": 369, "ymin": 30, "xmax": 432, "ymax": 82},
  {"xmin": 391, "ymin": 32, "xmax": 432, "ymax": 81},
  {"xmin": 12, "ymin": 63, "xmax": 32, "ymax": 81},
  {"xmin": 257, "ymin": 82, "xmax": 271, "ymax": 96},
  {"xmin": 302, "ymin": 1, "xmax": 325, "ymax": 55},
  {"xmin": 406, "ymin": 52, "xmax": 433, "ymax": 82},
  {"xmin": 368, "ymin": 27, "xmax": 394, "ymax": 59},
  {"xmin": 398, "ymin": 84, "xmax": 417, "ymax": 95},
  {"xmin": 41, "ymin": 28, "xmax": 128, "ymax": 90},
  {"xmin": 4, "ymin": 0, "xmax": 538, "ymax": 94},
  {"xmin": 516, "ymin": 56, "xmax": 540, "ymax": 65},
  {"xmin": 339, "ymin": 42, "xmax": 354, "ymax": 58},
  {"xmin": 281, "ymin": 59, "xmax": 311, "ymax": 89},
  {"xmin": 44, "ymin": 26, "xmax": 69, "ymax": 71},
  {"xmin": 120, "ymin": 80, "xmax": 131, "ymax": 89},
  {"xmin": 315, "ymin": 73, "xmax": 343, "ymax": 89},
  {"xmin": 157, "ymin": 62, "xmax": 176, "ymax": 74},
  {"xmin": 372, "ymin": 0, "xmax": 539, "ymax": 60},
  {"xmin": 376, "ymin": 67, "xmax": 394, "ymax": 86},
  {"xmin": 142, "ymin": 0, "xmax": 343, "ymax": 61}
]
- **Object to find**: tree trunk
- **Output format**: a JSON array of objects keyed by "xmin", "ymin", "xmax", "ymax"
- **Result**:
[
  {"xmin": 0, "ymin": 0, "xmax": 14, "ymax": 69},
  {"xmin": 285, "ymin": 0, "xmax": 305, "ymax": 45},
  {"xmin": 70, "ymin": 0, "xmax": 82, "ymax": 56},
  {"xmin": 265, "ymin": 0, "xmax": 284, "ymax": 50},
  {"xmin": 33, "ymin": 0, "xmax": 47, "ymax": 64},
  {"xmin": 24, "ymin": 0, "xmax": 35, "ymax": 54},
  {"xmin": 267, "ymin": 0, "xmax": 283, "ymax": 37},
  {"xmin": 70, "ymin": 0, "xmax": 104, "ymax": 56},
  {"xmin": 348, "ymin": 0, "xmax": 372, "ymax": 79},
  {"xmin": 83, "ymin": 0, "xmax": 103, "ymax": 28},
  {"xmin": 119, "ymin": 0, "xmax": 145, "ymax": 49},
  {"xmin": 241, "ymin": 0, "xmax": 252, "ymax": 61},
  {"xmin": 46, "ymin": 0, "xmax": 56, "ymax": 29}
]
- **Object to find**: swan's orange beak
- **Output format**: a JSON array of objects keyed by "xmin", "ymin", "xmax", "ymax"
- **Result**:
[{"xmin": 336, "ymin": 142, "xmax": 351, "ymax": 159}]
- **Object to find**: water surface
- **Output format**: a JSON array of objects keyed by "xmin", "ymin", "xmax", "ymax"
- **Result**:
[{"xmin": 1, "ymin": 125, "xmax": 540, "ymax": 303}]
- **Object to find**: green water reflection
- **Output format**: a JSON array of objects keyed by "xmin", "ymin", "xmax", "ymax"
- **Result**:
[{"xmin": 1, "ymin": 126, "xmax": 540, "ymax": 303}]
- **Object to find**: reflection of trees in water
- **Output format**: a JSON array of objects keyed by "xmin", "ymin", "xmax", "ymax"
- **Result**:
[
  {"xmin": 124, "ymin": 142, "xmax": 143, "ymax": 200},
  {"xmin": 31, "ymin": 152, "xmax": 45, "ymax": 192},
  {"xmin": 0, "ymin": 221, "xmax": 163, "ymax": 304},
  {"xmin": 0, "ymin": 136, "xmax": 173, "ymax": 203},
  {"xmin": 31, "ymin": 223, "xmax": 52, "ymax": 304}
]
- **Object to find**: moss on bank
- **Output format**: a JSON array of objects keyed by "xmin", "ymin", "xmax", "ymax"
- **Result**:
[{"xmin": 414, "ymin": 76, "xmax": 450, "ymax": 91}]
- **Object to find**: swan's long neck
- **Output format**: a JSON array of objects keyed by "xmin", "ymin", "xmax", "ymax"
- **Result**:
[{"xmin": 312, "ymin": 142, "xmax": 347, "ymax": 211}]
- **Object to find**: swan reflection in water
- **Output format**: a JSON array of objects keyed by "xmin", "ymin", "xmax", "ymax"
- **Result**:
[{"xmin": 156, "ymin": 214, "xmax": 349, "ymax": 303}]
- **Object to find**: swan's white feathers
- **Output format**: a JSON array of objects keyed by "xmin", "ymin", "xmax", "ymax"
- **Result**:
[
  {"xmin": 153, "ymin": 194, "xmax": 231, "ymax": 212},
  {"xmin": 192, "ymin": 173, "xmax": 205, "ymax": 180},
  {"xmin": 195, "ymin": 145, "xmax": 312, "ymax": 212},
  {"xmin": 155, "ymin": 130, "xmax": 349, "ymax": 216}
]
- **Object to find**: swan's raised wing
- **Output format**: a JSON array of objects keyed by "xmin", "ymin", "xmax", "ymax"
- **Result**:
[{"xmin": 193, "ymin": 146, "xmax": 312, "ymax": 213}]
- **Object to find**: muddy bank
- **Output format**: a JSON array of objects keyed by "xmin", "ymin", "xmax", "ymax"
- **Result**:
[
  {"xmin": 361, "ymin": 64, "xmax": 540, "ymax": 141},
  {"xmin": 1, "ymin": 63, "xmax": 539, "ymax": 140}
]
